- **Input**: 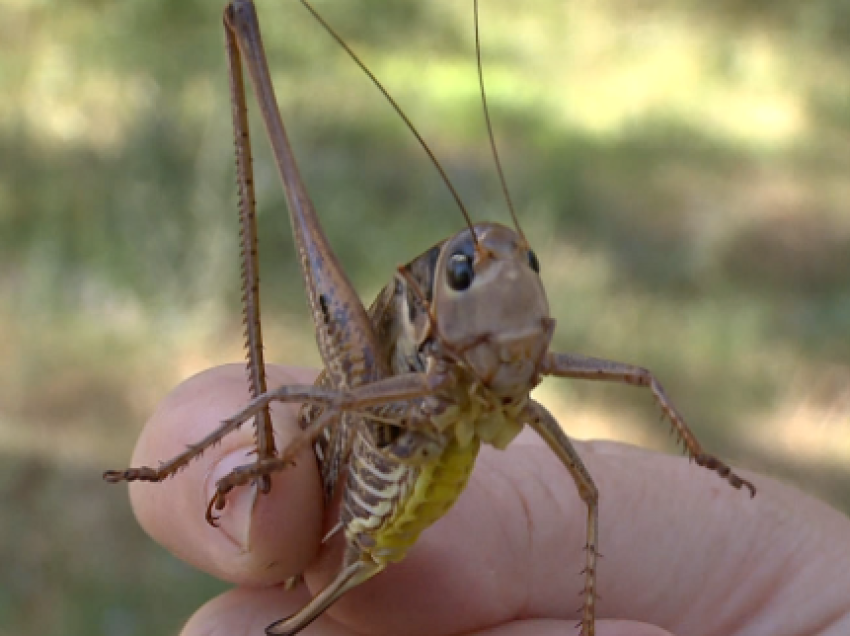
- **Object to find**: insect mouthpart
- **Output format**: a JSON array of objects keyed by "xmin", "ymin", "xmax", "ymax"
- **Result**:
[{"xmin": 463, "ymin": 323, "xmax": 552, "ymax": 397}]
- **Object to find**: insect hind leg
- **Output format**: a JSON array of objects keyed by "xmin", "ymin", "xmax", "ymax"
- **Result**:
[{"xmin": 265, "ymin": 559, "xmax": 384, "ymax": 635}]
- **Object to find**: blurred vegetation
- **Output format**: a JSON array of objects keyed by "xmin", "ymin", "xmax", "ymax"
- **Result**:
[{"xmin": 2, "ymin": 0, "xmax": 849, "ymax": 634}]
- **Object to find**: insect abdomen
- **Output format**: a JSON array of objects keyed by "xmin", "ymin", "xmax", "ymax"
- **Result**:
[
  {"xmin": 373, "ymin": 434, "xmax": 480, "ymax": 563},
  {"xmin": 343, "ymin": 429, "xmax": 481, "ymax": 565}
]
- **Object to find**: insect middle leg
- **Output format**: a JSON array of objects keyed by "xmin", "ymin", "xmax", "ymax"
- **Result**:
[
  {"xmin": 102, "ymin": 383, "xmax": 339, "ymax": 484},
  {"xmin": 205, "ymin": 407, "xmax": 340, "ymax": 524},
  {"xmin": 524, "ymin": 400, "xmax": 599, "ymax": 636},
  {"xmin": 208, "ymin": 399, "xmax": 449, "ymax": 523}
]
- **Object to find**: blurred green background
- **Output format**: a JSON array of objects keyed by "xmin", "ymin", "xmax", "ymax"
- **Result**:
[{"xmin": 2, "ymin": 0, "xmax": 849, "ymax": 633}]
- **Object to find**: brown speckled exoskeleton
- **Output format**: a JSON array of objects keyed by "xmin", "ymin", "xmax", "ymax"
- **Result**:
[{"xmin": 104, "ymin": 2, "xmax": 756, "ymax": 634}]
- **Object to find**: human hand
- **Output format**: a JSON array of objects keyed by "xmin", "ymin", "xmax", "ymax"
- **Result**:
[{"xmin": 126, "ymin": 364, "xmax": 850, "ymax": 635}]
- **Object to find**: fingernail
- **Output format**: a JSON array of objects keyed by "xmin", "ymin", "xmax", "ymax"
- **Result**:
[{"xmin": 205, "ymin": 449, "xmax": 260, "ymax": 552}]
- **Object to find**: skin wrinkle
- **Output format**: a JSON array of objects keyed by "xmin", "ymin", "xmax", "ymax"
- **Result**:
[
  {"xmin": 733, "ymin": 487, "xmax": 844, "ymax": 636},
  {"xmin": 815, "ymin": 581, "xmax": 850, "ymax": 635},
  {"xmin": 729, "ymin": 525, "xmax": 808, "ymax": 635},
  {"xmin": 773, "ymin": 533, "xmax": 850, "ymax": 635},
  {"xmin": 822, "ymin": 610, "xmax": 850, "ymax": 636},
  {"xmin": 190, "ymin": 598, "xmax": 261, "ymax": 636},
  {"xmin": 622, "ymin": 466, "xmax": 750, "ymax": 632},
  {"xmin": 467, "ymin": 451, "xmax": 530, "ymax": 623},
  {"xmin": 478, "ymin": 448, "xmax": 537, "ymax": 621},
  {"xmin": 499, "ymin": 443, "xmax": 581, "ymax": 622},
  {"xmin": 717, "ymin": 555, "xmax": 779, "ymax": 636},
  {"xmin": 596, "ymin": 449, "xmax": 718, "ymax": 623},
  {"xmin": 669, "ymin": 493, "xmax": 752, "ymax": 634},
  {"xmin": 519, "ymin": 451, "xmax": 564, "ymax": 619}
]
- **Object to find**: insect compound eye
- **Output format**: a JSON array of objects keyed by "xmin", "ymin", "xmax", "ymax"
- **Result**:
[
  {"xmin": 527, "ymin": 249, "xmax": 540, "ymax": 274},
  {"xmin": 447, "ymin": 253, "xmax": 474, "ymax": 291}
]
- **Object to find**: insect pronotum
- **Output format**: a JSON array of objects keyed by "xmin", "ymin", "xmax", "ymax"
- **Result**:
[{"xmin": 104, "ymin": 2, "xmax": 757, "ymax": 634}]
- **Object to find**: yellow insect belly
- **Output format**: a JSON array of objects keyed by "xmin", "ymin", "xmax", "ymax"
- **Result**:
[
  {"xmin": 370, "ymin": 434, "xmax": 481, "ymax": 565},
  {"xmin": 351, "ymin": 395, "xmax": 526, "ymax": 566}
]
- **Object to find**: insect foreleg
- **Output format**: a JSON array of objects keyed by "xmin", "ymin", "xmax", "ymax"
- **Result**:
[
  {"xmin": 542, "ymin": 352, "xmax": 756, "ymax": 497},
  {"xmin": 209, "ymin": 394, "xmax": 450, "ymax": 519},
  {"xmin": 102, "ymin": 407, "xmax": 254, "ymax": 483},
  {"xmin": 102, "ymin": 382, "xmax": 397, "ymax": 485},
  {"xmin": 223, "ymin": 370, "xmax": 447, "ymax": 438}
]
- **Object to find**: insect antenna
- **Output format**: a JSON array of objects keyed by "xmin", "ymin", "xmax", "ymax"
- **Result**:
[
  {"xmin": 299, "ymin": 0, "xmax": 478, "ymax": 245},
  {"xmin": 473, "ymin": 0, "xmax": 525, "ymax": 242}
]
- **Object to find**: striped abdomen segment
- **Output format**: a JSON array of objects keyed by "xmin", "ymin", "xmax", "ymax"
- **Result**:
[{"xmin": 341, "ymin": 427, "xmax": 481, "ymax": 566}]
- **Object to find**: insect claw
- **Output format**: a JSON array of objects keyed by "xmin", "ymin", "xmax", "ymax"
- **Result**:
[
  {"xmin": 258, "ymin": 474, "xmax": 272, "ymax": 493},
  {"xmin": 205, "ymin": 496, "xmax": 223, "ymax": 527},
  {"xmin": 102, "ymin": 469, "xmax": 123, "ymax": 482},
  {"xmin": 283, "ymin": 574, "xmax": 301, "ymax": 591}
]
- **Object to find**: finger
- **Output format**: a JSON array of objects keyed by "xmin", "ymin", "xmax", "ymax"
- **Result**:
[
  {"xmin": 180, "ymin": 586, "xmax": 676, "ymax": 636},
  {"xmin": 127, "ymin": 363, "xmax": 323, "ymax": 586},
  {"xmin": 302, "ymin": 437, "xmax": 850, "ymax": 636},
  {"xmin": 471, "ymin": 620, "xmax": 674, "ymax": 636},
  {"xmin": 564, "ymin": 440, "xmax": 850, "ymax": 636},
  {"xmin": 181, "ymin": 586, "xmax": 351, "ymax": 636}
]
